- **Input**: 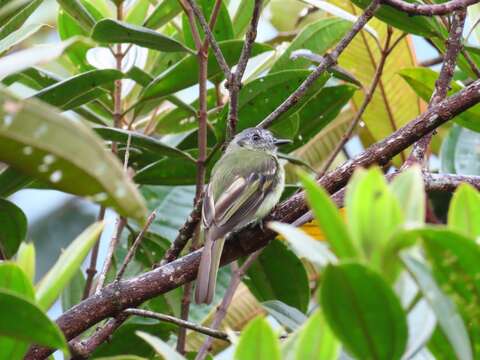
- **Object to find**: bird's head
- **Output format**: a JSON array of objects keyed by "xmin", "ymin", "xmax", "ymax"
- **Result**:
[{"xmin": 228, "ymin": 127, "xmax": 291, "ymax": 154}]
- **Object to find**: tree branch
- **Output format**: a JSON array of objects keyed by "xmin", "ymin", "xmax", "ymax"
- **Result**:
[
  {"xmin": 383, "ymin": 0, "xmax": 477, "ymax": 16},
  {"xmin": 257, "ymin": 0, "xmax": 381, "ymax": 129},
  {"xmin": 404, "ymin": 9, "xmax": 466, "ymax": 166},
  {"xmin": 26, "ymin": 76, "xmax": 480, "ymax": 360}
]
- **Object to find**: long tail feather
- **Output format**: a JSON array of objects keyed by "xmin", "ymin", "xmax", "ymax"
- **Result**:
[{"xmin": 195, "ymin": 234, "xmax": 225, "ymax": 304}]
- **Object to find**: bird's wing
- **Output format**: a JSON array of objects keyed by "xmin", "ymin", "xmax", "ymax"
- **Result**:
[{"xmin": 202, "ymin": 154, "xmax": 278, "ymax": 237}]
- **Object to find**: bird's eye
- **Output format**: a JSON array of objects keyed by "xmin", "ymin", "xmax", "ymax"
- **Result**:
[{"xmin": 252, "ymin": 134, "xmax": 260, "ymax": 141}]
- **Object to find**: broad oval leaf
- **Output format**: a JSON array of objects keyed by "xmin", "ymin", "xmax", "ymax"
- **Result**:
[
  {"xmin": 0, "ymin": 289, "xmax": 67, "ymax": 351},
  {"xmin": 448, "ymin": 184, "xmax": 480, "ymax": 239},
  {"xmin": 0, "ymin": 262, "xmax": 34, "ymax": 300},
  {"xmin": 35, "ymin": 222, "xmax": 104, "ymax": 310},
  {"xmin": 244, "ymin": 239, "xmax": 310, "ymax": 313},
  {"xmin": 140, "ymin": 40, "xmax": 272, "ymax": 101},
  {"xmin": 321, "ymin": 262, "xmax": 408, "ymax": 360},
  {"xmin": 235, "ymin": 317, "xmax": 281, "ymax": 360},
  {"xmin": 91, "ymin": 19, "xmax": 193, "ymax": 53},
  {"xmin": 0, "ymin": 89, "xmax": 147, "ymax": 221},
  {"xmin": 32, "ymin": 69, "xmax": 122, "ymax": 108},
  {"xmin": 0, "ymin": 199, "xmax": 27, "ymax": 259}
]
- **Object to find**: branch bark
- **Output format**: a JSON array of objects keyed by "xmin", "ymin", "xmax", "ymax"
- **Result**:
[
  {"xmin": 383, "ymin": 0, "xmax": 477, "ymax": 15},
  {"xmin": 26, "ymin": 76, "xmax": 480, "ymax": 360}
]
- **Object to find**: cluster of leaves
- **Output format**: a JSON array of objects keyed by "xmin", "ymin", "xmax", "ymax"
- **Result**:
[{"xmin": 0, "ymin": 0, "xmax": 480, "ymax": 359}]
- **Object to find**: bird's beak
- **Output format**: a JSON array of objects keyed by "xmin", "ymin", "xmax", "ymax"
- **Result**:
[{"xmin": 274, "ymin": 138, "xmax": 292, "ymax": 146}]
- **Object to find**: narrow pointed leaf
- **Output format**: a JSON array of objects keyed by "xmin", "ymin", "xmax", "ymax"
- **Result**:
[
  {"xmin": 0, "ymin": 23, "xmax": 45, "ymax": 56},
  {"xmin": 92, "ymin": 19, "xmax": 193, "ymax": 53},
  {"xmin": 57, "ymin": 0, "xmax": 96, "ymax": 31}
]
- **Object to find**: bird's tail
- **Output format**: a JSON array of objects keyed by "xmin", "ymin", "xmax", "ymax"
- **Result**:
[{"xmin": 195, "ymin": 232, "xmax": 225, "ymax": 304}]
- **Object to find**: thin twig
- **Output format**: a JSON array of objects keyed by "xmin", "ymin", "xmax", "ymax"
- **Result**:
[
  {"xmin": 419, "ymin": 56, "xmax": 444, "ymax": 67},
  {"xmin": 195, "ymin": 250, "xmax": 263, "ymax": 360},
  {"xmin": 257, "ymin": 0, "xmax": 382, "ymax": 129},
  {"xmin": 82, "ymin": 206, "xmax": 106, "ymax": 299},
  {"xmin": 404, "ymin": 9, "xmax": 466, "ymax": 167},
  {"xmin": 125, "ymin": 309, "xmax": 230, "ymax": 341},
  {"xmin": 318, "ymin": 27, "xmax": 395, "ymax": 177},
  {"xmin": 116, "ymin": 211, "xmax": 156, "ymax": 281}
]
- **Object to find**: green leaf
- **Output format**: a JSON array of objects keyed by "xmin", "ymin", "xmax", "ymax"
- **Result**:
[
  {"xmin": 262, "ymin": 300, "xmax": 307, "ymax": 331},
  {"xmin": 235, "ymin": 317, "xmax": 280, "ymax": 360},
  {"xmin": 390, "ymin": 165, "xmax": 425, "ymax": 225},
  {"xmin": 0, "ymin": 199, "xmax": 27, "ymax": 259},
  {"xmin": 61, "ymin": 270, "xmax": 85, "ymax": 312},
  {"xmin": 298, "ymin": 172, "xmax": 357, "ymax": 259},
  {"xmin": 233, "ymin": 0, "xmax": 270, "ymax": 37},
  {"xmin": 268, "ymin": 222, "xmax": 336, "ymax": 268},
  {"xmin": 399, "ymin": 68, "xmax": 480, "ymax": 132},
  {"xmin": 402, "ymin": 254, "xmax": 473, "ymax": 360},
  {"xmin": 440, "ymin": 124, "xmax": 462, "ymax": 174},
  {"xmin": 345, "ymin": 167, "xmax": 403, "ymax": 264},
  {"xmin": 321, "ymin": 263, "xmax": 408, "ymax": 360},
  {"xmin": 294, "ymin": 310, "xmax": 340, "ymax": 360},
  {"xmin": 92, "ymin": 19, "xmax": 193, "ymax": 53},
  {"xmin": 0, "ymin": 262, "xmax": 34, "ymax": 360},
  {"xmin": 0, "ymin": 289, "xmax": 67, "ymax": 351},
  {"xmin": 270, "ymin": 18, "xmax": 351, "ymax": 73},
  {"xmin": 136, "ymin": 331, "xmax": 186, "ymax": 360},
  {"xmin": 448, "ymin": 184, "xmax": 480, "ymax": 239},
  {"xmin": 0, "ymin": 167, "xmax": 33, "ymax": 197},
  {"xmin": 143, "ymin": 0, "xmax": 182, "ymax": 29},
  {"xmin": 0, "ymin": 89, "xmax": 147, "ymax": 221},
  {"xmin": 0, "ymin": 262, "xmax": 34, "ymax": 300},
  {"xmin": 244, "ymin": 239, "xmax": 310, "ymax": 313},
  {"xmin": 351, "ymin": 0, "xmax": 441, "ymax": 37},
  {"xmin": 215, "ymin": 70, "xmax": 329, "ymax": 141},
  {"xmin": 0, "ymin": 23, "xmax": 45, "ymax": 56},
  {"xmin": 93, "ymin": 126, "xmax": 195, "ymax": 162},
  {"xmin": 125, "ymin": 0, "xmax": 150, "ymax": 25},
  {"xmin": 141, "ymin": 40, "xmax": 271, "ymax": 101},
  {"xmin": 0, "ymin": 37, "xmax": 91, "ymax": 79},
  {"xmin": 57, "ymin": 0, "xmax": 96, "ymax": 31},
  {"xmin": 35, "ymin": 222, "xmax": 103, "ymax": 310},
  {"xmin": 32, "ymin": 69, "xmax": 122, "ymax": 108},
  {"xmin": 182, "ymin": 0, "xmax": 233, "ymax": 50},
  {"xmin": 15, "ymin": 242, "xmax": 35, "ymax": 282}
]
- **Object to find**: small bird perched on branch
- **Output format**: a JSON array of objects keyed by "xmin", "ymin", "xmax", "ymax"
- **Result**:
[{"xmin": 195, "ymin": 127, "xmax": 290, "ymax": 304}]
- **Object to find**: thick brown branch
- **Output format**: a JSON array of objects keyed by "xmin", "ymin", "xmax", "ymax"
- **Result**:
[
  {"xmin": 26, "ymin": 75, "xmax": 480, "ymax": 360},
  {"xmin": 383, "ymin": 0, "xmax": 477, "ymax": 16},
  {"xmin": 257, "ymin": 0, "xmax": 381, "ymax": 129}
]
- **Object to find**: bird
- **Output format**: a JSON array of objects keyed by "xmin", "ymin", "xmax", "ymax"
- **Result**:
[{"xmin": 195, "ymin": 127, "xmax": 290, "ymax": 304}]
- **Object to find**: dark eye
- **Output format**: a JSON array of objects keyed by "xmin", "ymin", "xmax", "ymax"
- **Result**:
[{"xmin": 252, "ymin": 134, "xmax": 260, "ymax": 141}]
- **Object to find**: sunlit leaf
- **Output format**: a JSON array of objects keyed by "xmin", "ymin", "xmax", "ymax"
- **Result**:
[
  {"xmin": 15, "ymin": 242, "xmax": 35, "ymax": 282},
  {"xmin": 235, "ymin": 317, "xmax": 281, "ymax": 360},
  {"xmin": 448, "ymin": 184, "xmax": 480, "ymax": 239}
]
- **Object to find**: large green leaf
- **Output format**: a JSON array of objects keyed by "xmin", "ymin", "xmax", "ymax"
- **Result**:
[
  {"xmin": 0, "ymin": 167, "xmax": 34, "ymax": 197},
  {"xmin": 244, "ymin": 239, "xmax": 310, "ymax": 313},
  {"xmin": 0, "ymin": 37, "xmax": 91, "ymax": 79},
  {"xmin": 35, "ymin": 222, "xmax": 103, "ymax": 310},
  {"xmin": 92, "ymin": 19, "xmax": 193, "ymax": 53},
  {"xmin": 140, "ymin": 40, "xmax": 272, "ymax": 101},
  {"xmin": 399, "ymin": 68, "xmax": 480, "ymax": 132},
  {"xmin": 0, "ymin": 89, "xmax": 147, "ymax": 221},
  {"xmin": 299, "ymin": 172, "xmax": 357, "ymax": 259},
  {"xmin": 402, "ymin": 254, "xmax": 472, "ymax": 360},
  {"xmin": 0, "ymin": 199, "xmax": 26, "ymax": 259},
  {"xmin": 182, "ymin": 0, "xmax": 233, "ymax": 49},
  {"xmin": 0, "ymin": 262, "xmax": 34, "ymax": 360},
  {"xmin": 57, "ymin": 0, "xmax": 96, "ymax": 31},
  {"xmin": 0, "ymin": 0, "xmax": 42, "ymax": 40},
  {"xmin": 0, "ymin": 23, "xmax": 45, "ymax": 56},
  {"xmin": 345, "ymin": 167, "xmax": 403, "ymax": 265},
  {"xmin": 448, "ymin": 184, "xmax": 480, "ymax": 239},
  {"xmin": 32, "ymin": 69, "xmax": 122, "ymax": 108},
  {"xmin": 215, "ymin": 70, "xmax": 330, "ymax": 140},
  {"xmin": 93, "ymin": 126, "xmax": 195, "ymax": 162},
  {"xmin": 270, "ymin": 18, "xmax": 351, "ymax": 72},
  {"xmin": 321, "ymin": 262, "xmax": 408, "ymax": 360},
  {"xmin": 235, "ymin": 317, "xmax": 281, "ymax": 360},
  {"xmin": 0, "ymin": 289, "xmax": 67, "ymax": 352},
  {"xmin": 417, "ymin": 228, "xmax": 480, "ymax": 358}
]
